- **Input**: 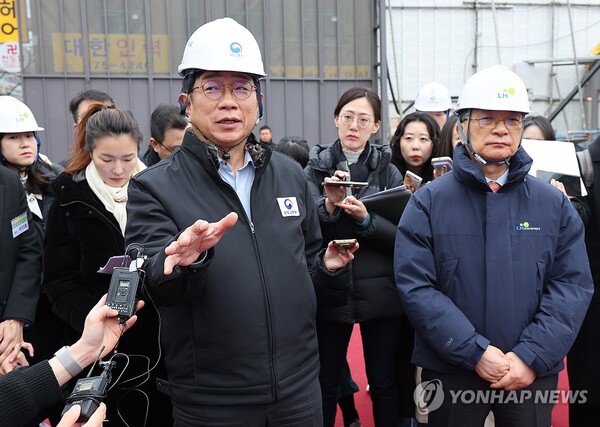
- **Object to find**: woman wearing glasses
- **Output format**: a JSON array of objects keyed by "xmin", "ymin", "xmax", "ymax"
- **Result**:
[{"xmin": 304, "ymin": 87, "xmax": 407, "ymax": 427}]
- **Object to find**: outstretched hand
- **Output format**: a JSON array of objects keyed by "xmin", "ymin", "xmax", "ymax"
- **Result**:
[{"xmin": 164, "ymin": 212, "xmax": 238, "ymax": 275}]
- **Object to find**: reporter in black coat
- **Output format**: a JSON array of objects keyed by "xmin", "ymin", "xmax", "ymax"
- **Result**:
[
  {"xmin": 0, "ymin": 166, "xmax": 41, "ymax": 363},
  {"xmin": 569, "ymin": 135, "xmax": 600, "ymax": 425}
]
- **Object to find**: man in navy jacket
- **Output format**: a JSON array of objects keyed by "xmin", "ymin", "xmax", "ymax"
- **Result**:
[{"xmin": 395, "ymin": 65, "xmax": 593, "ymax": 426}]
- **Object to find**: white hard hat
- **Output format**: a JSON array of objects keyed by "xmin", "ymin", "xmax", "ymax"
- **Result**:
[
  {"xmin": 414, "ymin": 81, "xmax": 452, "ymax": 112},
  {"xmin": 178, "ymin": 17, "xmax": 266, "ymax": 77},
  {"xmin": 0, "ymin": 96, "xmax": 44, "ymax": 133},
  {"xmin": 455, "ymin": 65, "xmax": 530, "ymax": 114}
]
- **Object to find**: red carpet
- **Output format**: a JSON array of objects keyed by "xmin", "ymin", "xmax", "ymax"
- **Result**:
[{"xmin": 335, "ymin": 325, "xmax": 570, "ymax": 427}]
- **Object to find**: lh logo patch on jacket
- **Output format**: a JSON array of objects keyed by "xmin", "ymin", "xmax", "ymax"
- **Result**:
[{"xmin": 515, "ymin": 221, "xmax": 541, "ymax": 231}]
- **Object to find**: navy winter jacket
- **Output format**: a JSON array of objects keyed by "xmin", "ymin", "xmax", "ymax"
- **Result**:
[{"xmin": 394, "ymin": 144, "xmax": 594, "ymax": 377}]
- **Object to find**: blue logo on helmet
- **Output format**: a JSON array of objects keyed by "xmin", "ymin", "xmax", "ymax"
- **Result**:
[{"xmin": 230, "ymin": 42, "xmax": 242, "ymax": 54}]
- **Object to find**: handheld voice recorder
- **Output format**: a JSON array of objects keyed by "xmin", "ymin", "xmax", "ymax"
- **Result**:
[
  {"xmin": 62, "ymin": 361, "xmax": 115, "ymax": 422},
  {"xmin": 106, "ymin": 267, "xmax": 141, "ymax": 321}
]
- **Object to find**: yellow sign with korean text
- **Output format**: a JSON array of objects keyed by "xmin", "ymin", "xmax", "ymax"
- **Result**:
[
  {"xmin": 0, "ymin": 0, "xmax": 19, "ymax": 43},
  {"xmin": 52, "ymin": 33, "xmax": 170, "ymax": 74}
]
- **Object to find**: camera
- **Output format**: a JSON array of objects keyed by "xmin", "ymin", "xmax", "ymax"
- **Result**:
[
  {"xmin": 106, "ymin": 267, "xmax": 141, "ymax": 321},
  {"xmin": 62, "ymin": 361, "xmax": 115, "ymax": 422}
]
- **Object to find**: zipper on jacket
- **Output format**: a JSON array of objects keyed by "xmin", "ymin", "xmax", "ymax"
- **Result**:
[
  {"xmin": 212, "ymin": 162, "xmax": 280, "ymax": 400},
  {"xmin": 249, "ymin": 223, "xmax": 278, "ymax": 400}
]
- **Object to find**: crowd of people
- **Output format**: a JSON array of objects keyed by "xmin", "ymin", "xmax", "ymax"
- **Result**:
[{"xmin": 0, "ymin": 16, "xmax": 597, "ymax": 427}]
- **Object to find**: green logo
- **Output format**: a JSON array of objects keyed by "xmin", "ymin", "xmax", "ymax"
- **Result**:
[{"xmin": 516, "ymin": 221, "xmax": 540, "ymax": 231}]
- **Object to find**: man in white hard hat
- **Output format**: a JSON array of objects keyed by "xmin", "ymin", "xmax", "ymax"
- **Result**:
[
  {"xmin": 394, "ymin": 65, "xmax": 593, "ymax": 426},
  {"xmin": 125, "ymin": 17, "xmax": 356, "ymax": 426},
  {"xmin": 414, "ymin": 81, "xmax": 452, "ymax": 130}
]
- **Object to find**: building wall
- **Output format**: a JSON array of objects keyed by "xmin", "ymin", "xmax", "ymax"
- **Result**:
[
  {"xmin": 386, "ymin": 0, "xmax": 600, "ymax": 142},
  {"xmin": 17, "ymin": 0, "xmax": 382, "ymax": 162}
]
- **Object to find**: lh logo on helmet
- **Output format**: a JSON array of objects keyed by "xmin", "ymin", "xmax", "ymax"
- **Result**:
[
  {"xmin": 498, "ymin": 87, "xmax": 516, "ymax": 99},
  {"xmin": 16, "ymin": 112, "xmax": 29, "ymax": 123}
]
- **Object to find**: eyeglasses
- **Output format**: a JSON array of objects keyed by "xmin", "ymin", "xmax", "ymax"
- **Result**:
[
  {"xmin": 159, "ymin": 142, "xmax": 174, "ymax": 154},
  {"xmin": 339, "ymin": 114, "xmax": 373, "ymax": 129},
  {"xmin": 469, "ymin": 116, "xmax": 523, "ymax": 130},
  {"xmin": 192, "ymin": 81, "xmax": 256, "ymax": 101}
]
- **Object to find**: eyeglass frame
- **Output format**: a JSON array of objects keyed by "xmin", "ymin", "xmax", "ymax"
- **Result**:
[
  {"xmin": 157, "ymin": 141, "xmax": 175, "ymax": 154},
  {"xmin": 338, "ymin": 113, "xmax": 375, "ymax": 129},
  {"xmin": 465, "ymin": 115, "xmax": 524, "ymax": 131},
  {"xmin": 191, "ymin": 80, "xmax": 257, "ymax": 101}
]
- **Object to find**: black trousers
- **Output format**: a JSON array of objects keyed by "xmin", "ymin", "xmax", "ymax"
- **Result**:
[
  {"xmin": 171, "ymin": 377, "xmax": 322, "ymax": 427},
  {"xmin": 421, "ymin": 369, "xmax": 558, "ymax": 427},
  {"xmin": 317, "ymin": 318, "xmax": 403, "ymax": 427},
  {"xmin": 569, "ymin": 402, "xmax": 600, "ymax": 427}
]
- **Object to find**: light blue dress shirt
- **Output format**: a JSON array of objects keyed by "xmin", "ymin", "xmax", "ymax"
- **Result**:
[{"xmin": 217, "ymin": 150, "xmax": 255, "ymax": 221}]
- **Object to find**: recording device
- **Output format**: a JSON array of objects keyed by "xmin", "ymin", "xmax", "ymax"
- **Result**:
[
  {"xmin": 404, "ymin": 171, "xmax": 423, "ymax": 190},
  {"xmin": 431, "ymin": 156, "xmax": 453, "ymax": 173},
  {"xmin": 323, "ymin": 180, "xmax": 369, "ymax": 188},
  {"xmin": 106, "ymin": 267, "xmax": 141, "ymax": 322},
  {"xmin": 62, "ymin": 361, "xmax": 115, "ymax": 422},
  {"xmin": 332, "ymin": 238, "xmax": 358, "ymax": 248}
]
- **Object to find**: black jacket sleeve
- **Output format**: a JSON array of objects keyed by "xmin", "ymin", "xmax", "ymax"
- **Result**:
[
  {"xmin": 0, "ymin": 168, "xmax": 41, "ymax": 324},
  {"xmin": 43, "ymin": 195, "xmax": 96, "ymax": 332},
  {"xmin": 0, "ymin": 361, "xmax": 64, "ymax": 427},
  {"xmin": 125, "ymin": 177, "xmax": 214, "ymax": 306}
]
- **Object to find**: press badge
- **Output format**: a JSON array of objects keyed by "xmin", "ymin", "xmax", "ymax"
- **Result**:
[
  {"xmin": 11, "ymin": 211, "xmax": 29, "ymax": 238},
  {"xmin": 277, "ymin": 197, "xmax": 300, "ymax": 217}
]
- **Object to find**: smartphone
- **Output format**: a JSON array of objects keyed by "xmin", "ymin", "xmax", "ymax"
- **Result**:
[
  {"xmin": 332, "ymin": 238, "xmax": 358, "ymax": 248},
  {"xmin": 323, "ymin": 181, "xmax": 369, "ymax": 188},
  {"xmin": 404, "ymin": 171, "xmax": 423, "ymax": 190},
  {"xmin": 431, "ymin": 156, "xmax": 453, "ymax": 173}
]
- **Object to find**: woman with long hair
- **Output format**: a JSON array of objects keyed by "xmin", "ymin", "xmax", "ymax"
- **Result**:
[
  {"xmin": 43, "ymin": 102, "xmax": 172, "ymax": 426},
  {"xmin": 389, "ymin": 112, "xmax": 440, "ymax": 186}
]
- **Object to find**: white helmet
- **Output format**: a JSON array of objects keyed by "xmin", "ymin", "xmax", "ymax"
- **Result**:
[
  {"xmin": 178, "ymin": 17, "xmax": 266, "ymax": 77},
  {"xmin": 0, "ymin": 96, "xmax": 44, "ymax": 133},
  {"xmin": 455, "ymin": 65, "xmax": 530, "ymax": 114},
  {"xmin": 414, "ymin": 81, "xmax": 452, "ymax": 112}
]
